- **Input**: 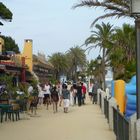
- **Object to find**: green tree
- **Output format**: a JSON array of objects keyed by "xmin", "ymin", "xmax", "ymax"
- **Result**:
[
  {"xmin": 49, "ymin": 52, "xmax": 68, "ymax": 80},
  {"xmin": 66, "ymin": 46, "xmax": 86, "ymax": 81},
  {"xmin": 109, "ymin": 24, "xmax": 136, "ymax": 80},
  {"xmin": 1, "ymin": 35, "xmax": 20, "ymax": 53},
  {"xmin": 86, "ymin": 59, "xmax": 102, "ymax": 85},
  {"xmin": 0, "ymin": 2, "xmax": 12, "ymax": 25},
  {"xmin": 85, "ymin": 22, "xmax": 114, "ymax": 89},
  {"xmin": 73, "ymin": 0, "xmax": 131, "ymax": 26}
]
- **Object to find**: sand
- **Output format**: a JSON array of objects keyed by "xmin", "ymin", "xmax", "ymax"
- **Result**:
[{"xmin": 0, "ymin": 100, "xmax": 115, "ymax": 140}]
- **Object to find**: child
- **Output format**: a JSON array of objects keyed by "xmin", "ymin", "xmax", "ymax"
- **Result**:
[{"xmin": 62, "ymin": 84, "xmax": 70, "ymax": 113}]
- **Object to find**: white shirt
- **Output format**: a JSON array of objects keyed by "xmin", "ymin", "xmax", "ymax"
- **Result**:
[
  {"xmin": 89, "ymin": 84, "xmax": 93, "ymax": 93},
  {"xmin": 44, "ymin": 84, "xmax": 51, "ymax": 94}
]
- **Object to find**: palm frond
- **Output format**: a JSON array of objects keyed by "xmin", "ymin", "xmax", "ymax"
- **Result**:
[
  {"xmin": 73, "ymin": 1, "xmax": 129, "ymax": 12},
  {"xmin": 90, "ymin": 12, "xmax": 125, "ymax": 27}
]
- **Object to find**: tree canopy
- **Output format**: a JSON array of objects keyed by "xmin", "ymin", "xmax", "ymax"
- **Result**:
[
  {"xmin": 74, "ymin": 0, "xmax": 132, "ymax": 27},
  {"xmin": 0, "ymin": 2, "xmax": 12, "ymax": 25},
  {"xmin": 1, "ymin": 35, "xmax": 20, "ymax": 53}
]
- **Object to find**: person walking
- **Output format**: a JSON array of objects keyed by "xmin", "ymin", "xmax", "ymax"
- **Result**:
[
  {"xmin": 77, "ymin": 82, "xmax": 82, "ymax": 106},
  {"xmin": 70, "ymin": 86, "xmax": 75, "ymax": 106},
  {"xmin": 92, "ymin": 81, "xmax": 98, "ymax": 104},
  {"xmin": 56, "ymin": 81, "xmax": 63, "ymax": 107},
  {"xmin": 81, "ymin": 82, "xmax": 86, "ymax": 105},
  {"xmin": 38, "ymin": 84, "xmax": 44, "ymax": 107},
  {"xmin": 73, "ymin": 83, "xmax": 77, "ymax": 105},
  {"xmin": 62, "ymin": 84, "xmax": 70, "ymax": 113},
  {"xmin": 44, "ymin": 82, "xmax": 51, "ymax": 110},
  {"xmin": 88, "ymin": 83, "xmax": 93, "ymax": 102},
  {"xmin": 51, "ymin": 86, "xmax": 59, "ymax": 113}
]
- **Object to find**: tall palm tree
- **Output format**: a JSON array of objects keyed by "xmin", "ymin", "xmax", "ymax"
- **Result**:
[
  {"xmin": 73, "ymin": 0, "xmax": 131, "ymax": 26},
  {"xmin": 0, "ymin": 2, "xmax": 12, "ymax": 25},
  {"xmin": 85, "ymin": 22, "xmax": 114, "ymax": 89},
  {"xmin": 49, "ymin": 53, "xmax": 68, "ymax": 80},
  {"xmin": 114, "ymin": 24, "xmax": 135, "ymax": 63},
  {"xmin": 109, "ymin": 24, "xmax": 136, "ymax": 80},
  {"xmin": 66, "ymin": 46, "xmax": 86, "ymax": 81}
]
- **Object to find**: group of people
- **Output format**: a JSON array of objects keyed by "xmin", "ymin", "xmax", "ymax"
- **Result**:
[
  {"xmin": 27, "ymin": 80, "xmax": 99, "ymax": 114},
  {"xmin": 88, "ymin": 81, "xmax": 99, "ymax": 104},
  {"xmin": 35, "ymin": 81, "xmax": 89, "ymax": 113}
]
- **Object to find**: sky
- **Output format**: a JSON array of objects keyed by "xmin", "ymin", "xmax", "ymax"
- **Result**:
[{"xmin": 1, "ymin": 0, "xmax": 134, "ymax": 60}]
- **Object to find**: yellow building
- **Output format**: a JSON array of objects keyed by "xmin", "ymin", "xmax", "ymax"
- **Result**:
[
  {"xmin": 22, "ymin": 39, "xmax": 33, "ymax": 72},
  {"xmin": 0, "ymin": 37, "xmax": 4, "ymax": 54}
]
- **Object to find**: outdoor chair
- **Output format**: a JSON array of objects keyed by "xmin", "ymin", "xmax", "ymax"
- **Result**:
[
  {"xmin": 5, "ymin": 103, "xmax": 20, "ymax": 121},
  {"xmin": 0, "ymin": 104, "xmax": 12, "ymax": 123}
]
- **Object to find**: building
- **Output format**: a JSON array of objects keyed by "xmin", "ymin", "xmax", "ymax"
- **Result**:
[
  {"xmin": 0, "ymin": 38, "xmax": 54, "ymax": 83},
  {"xmin": 33, "ymin": 53, "xmax": 54, "ymax": 83}
]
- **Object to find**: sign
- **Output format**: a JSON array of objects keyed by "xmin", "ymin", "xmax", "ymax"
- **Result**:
[{"xmin": 0, "ymin": 61, "xmax": 15, "ymax": 65}]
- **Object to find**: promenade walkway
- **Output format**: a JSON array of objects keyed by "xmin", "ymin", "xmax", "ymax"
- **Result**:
[{"xmin": 0, "ymin": 101, "xmax": 115, "ymax": 140}]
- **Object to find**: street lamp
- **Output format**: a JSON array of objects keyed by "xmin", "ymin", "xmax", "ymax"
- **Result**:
[
  {"xmin": 97, "ymin": 55, "xmax": 106, "ymax": 90},
  {"xmin": 130, "ymin": 0, "xmax": 140, "ymax": 119},
  {"xmin": 97, "ymin": 55, "xmax": 102, "ymax": 64}
]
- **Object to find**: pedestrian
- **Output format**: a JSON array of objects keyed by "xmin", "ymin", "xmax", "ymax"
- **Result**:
[
  {"xmin": 70, "ymin": 86, "xmax": 74, "ymax": 106},
  {"xmin": 38, "ymin": 84, "xmax": 44, "ymax": 107},
  {"xmin": 73, "ymin": 83, "xmax": 77, "ymax": 105},
  {"xmin": 62, "ymin": 84, "xmax": 70, "ymax": 113},
  {"xmin": 76, "ymin": 82, "xmax": 82, "ymax": 106},
  {"xmin": 51, "ymin": 86, "xmax": 59, "ymax": 113},
  {"xmin": 26, "ymin": 84, "xmax": 34, "ymax": 115},
  {"xmin": 81, "ymin": 82, "xmax": 87, "ymax": 105},
  {"xmin": 88, "ymin": 83, "xmax": 93, "ymax": 102},
  {"xmin": 44, "ymin": 82, "xmax": 51, "ymax": 110},
  {"xmin": 92, "ymin": 81, "xmax": 98, "ymax": 104},
  {"xmin": 56, "ymin": 81, "xmax": 63, "ymax": 107}
]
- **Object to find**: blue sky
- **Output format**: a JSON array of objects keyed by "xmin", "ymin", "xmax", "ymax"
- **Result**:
[{"xmin": 1, "ymin": 0, "xmax": 134, "ymax": 60}]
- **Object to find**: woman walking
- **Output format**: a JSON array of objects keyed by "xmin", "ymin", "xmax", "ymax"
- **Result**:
[
  {"xmin": 88, "ymin": 83, "xmax": 93, "ymax": 102},
  {"xmin": 62, "ymin": 84, "xmax": 70, "ymax": 113},
  {"xmin": 51, "ymin": 86, "xmax": 59, "ymax": 113},
  {"xmin": 38, "ymin": 84, "xmax": 44, "ymax": 107},
  {"xmin": 70, "ymin": 86, "xmax": 74, "ymax": 106},
  {"xmin": 44, "ymin": 82, "xmax": 51, "ymax": 110}
]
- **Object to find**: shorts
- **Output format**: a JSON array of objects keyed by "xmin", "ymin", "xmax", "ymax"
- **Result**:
[
  {"xmin": 63, "ymin": 99, "xmax": 70, "ymax": 108},
  {"xmin": 89, "ymin": 92, "xmax": 93, "ymax": 96}
]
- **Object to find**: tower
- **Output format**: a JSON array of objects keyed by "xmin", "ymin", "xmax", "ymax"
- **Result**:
[
  {"xmin": 0, "ymin": 37, "xmax": 4, "ymax": 55},
  {"xmin": 22, "ymin": 39, "xmax": 33, "ymax": 72}
]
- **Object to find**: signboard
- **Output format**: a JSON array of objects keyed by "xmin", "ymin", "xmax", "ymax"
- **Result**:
[{"xmin": 131, "ymin": 0, "xmax": 140, "ymax": 14}]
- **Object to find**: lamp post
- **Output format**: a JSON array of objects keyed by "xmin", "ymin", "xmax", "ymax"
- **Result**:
[
  {"xmin": 97, "ymin": 55, "xmax": 106, "ymax": 90},
  {"xmin": 130, "ymin": 0, "xmax": 140, "ymax": 119}
]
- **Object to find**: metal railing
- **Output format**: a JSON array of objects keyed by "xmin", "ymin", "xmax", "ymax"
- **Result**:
[
  {"xmin": 104, "ymin": 96, "xmax": 109, "ymax": 122},
  {"xmin": 113, "ymin": 107, "xmax": 129, "ymax": 140}
]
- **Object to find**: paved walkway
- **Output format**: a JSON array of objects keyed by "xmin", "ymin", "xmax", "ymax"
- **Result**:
[{"xmin": 0, "ymin": 101, "xmax": 115, "ymax": 140}]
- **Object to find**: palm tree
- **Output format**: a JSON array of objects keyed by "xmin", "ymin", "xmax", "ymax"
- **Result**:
[
  {"xmin": 73, "ymin": 0, "xmax": 131, "ymax": 26},
  {"xmin": 66, "ymin": 46, "xmax": 86, "ymax": 81},
  {"xmin": 84, "ymin": 22, "xmax": 114, "ymax": 89},
  {"xmin": 49, "ymin": 53, "xmax": 68, "ymax": 80},
  {"xmin": 109, "ymin": 24, "xmax": 136, "ymax": 80},
  {"xmin": 86, "ymin": 59, "xmax": 102, "ymax": 85},
  {"xmin": 0, "ymin": 2, "xmax": 12, "ymax": 25}
]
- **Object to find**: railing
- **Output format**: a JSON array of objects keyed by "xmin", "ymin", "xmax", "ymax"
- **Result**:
[
  {"xmin": 104, "ymin": 96, "xmax": 109, "ymax": 122},
  {"xmin": 113, "ymin": 107, "xmax": 129, "ymax": 140}
]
